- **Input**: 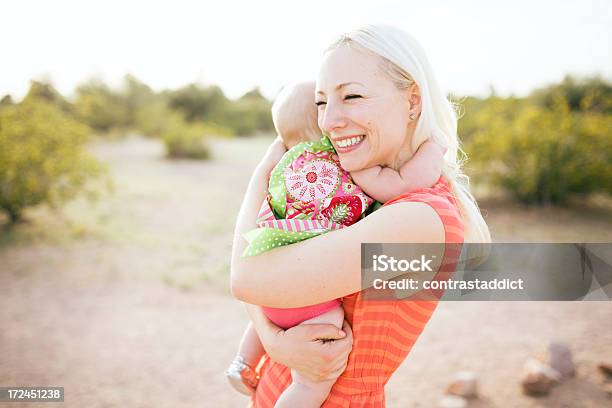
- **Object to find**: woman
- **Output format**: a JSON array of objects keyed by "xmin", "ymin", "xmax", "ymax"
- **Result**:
[{"xmin": 231, "ymin": 24, "xmax": 490, "ymax": 407}]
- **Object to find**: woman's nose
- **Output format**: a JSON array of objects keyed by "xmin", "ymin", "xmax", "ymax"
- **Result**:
[{"xmin": 319, "ymin": 102, "xmax": 347, "ymax": 133}]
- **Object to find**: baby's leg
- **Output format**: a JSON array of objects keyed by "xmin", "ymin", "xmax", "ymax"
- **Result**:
[
  {"xmin": 237, "ymin": 321, "xmax": 265, "ymax": 368},
  {"xmin": 274, "ymin": 305, "xmax": 345, "ymax": 408},
  {"xmin": 226, "ymin": 322, "xmax": 265, "ymax": 395}
]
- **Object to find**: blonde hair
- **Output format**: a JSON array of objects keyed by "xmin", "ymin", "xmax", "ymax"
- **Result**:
[
  {"xmin": 271, "ymin": 81, "xmax": 321, "ymax": 147},
  {"xmin": 327, "ymin": 24, "xmax": 491, "ymax": 244}
]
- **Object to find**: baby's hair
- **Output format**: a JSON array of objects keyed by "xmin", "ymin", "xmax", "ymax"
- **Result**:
[{"xmin": 272, "ymin": 81, "xmax": 321, "ymax": 148}]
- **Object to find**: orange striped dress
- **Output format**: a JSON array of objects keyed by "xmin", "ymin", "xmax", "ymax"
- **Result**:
[{"xmin": 250, "ymin": 177, "xmax": 465, "ymax": 407}]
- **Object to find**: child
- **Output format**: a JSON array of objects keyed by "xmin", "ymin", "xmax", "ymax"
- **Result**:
[{"xmin": 226, "ymin": 81, "xmax": 444, "ymax": 405}]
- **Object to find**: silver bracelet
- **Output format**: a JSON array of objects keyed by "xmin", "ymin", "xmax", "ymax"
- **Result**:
[{"xmin": 225, "ymin": 356, "xmax": 260, "ymax": 395}]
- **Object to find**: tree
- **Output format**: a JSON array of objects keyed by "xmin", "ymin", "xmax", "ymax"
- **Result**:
[
  {"xmin": 223, "ymin": 87, "xmax": 274, "ymax": 135},
  {"xmin": 1, "ymin": 95, "xmax": 14, "ymax": 106},
  {"xmin": 530, "ymin": 75, "xmax": 612, "ymax": 114},
  {"xmin": 121, "ymin": 74, "xmax": 155, "ymax": 128},
  {"xmin": 168, "ymin": 84, "xmax": 230, "ymax": 123},
  {"xmin": 73, "ymin": 78, "xmax": 129, "ymax": 132},
  {"xmin": 23, "ymin": 80, "xmax": 73, "ymax": 114}
]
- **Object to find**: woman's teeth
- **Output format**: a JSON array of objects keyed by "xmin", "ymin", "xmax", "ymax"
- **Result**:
[{"xmin": 337, "ymin": 136, "xmax": 364, "ymax": 148}]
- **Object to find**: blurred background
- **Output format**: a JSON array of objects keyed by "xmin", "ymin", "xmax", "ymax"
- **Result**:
[{"xmin": 1, "ymin": 1, "xmax": 611, "ymax": 407}]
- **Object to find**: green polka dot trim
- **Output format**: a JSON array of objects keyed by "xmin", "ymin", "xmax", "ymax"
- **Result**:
[{"xmin": 242, "ymin": 227, "xmax": 319, "ymax": 257}]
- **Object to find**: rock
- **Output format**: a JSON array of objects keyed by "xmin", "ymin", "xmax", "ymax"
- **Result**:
[
  {"xmin": 601, "ymin": 382, "xmax": 612, "ymax": 397},
  {"xmin": 598, "ymin": 362, "xmax": 612, "ymax": 378},
  {"xmin": 548, "ymin": 341, "xmax": 575, "ymax": 378},
  {"xmin": 521, "ymin": 358, "xmax": 561, "ymax": 396},
  {"xmin": 438, "ymin": 395, "xmax": 468, "ymax": 408},
  {"xmin": 445, "ymin": 371, "xmax": 478, "ymax": 399}
]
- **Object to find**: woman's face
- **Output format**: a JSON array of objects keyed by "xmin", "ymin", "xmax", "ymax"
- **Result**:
[{"xmin": 316, "ymin": 45, "xmax": 412, "ymax": 172}]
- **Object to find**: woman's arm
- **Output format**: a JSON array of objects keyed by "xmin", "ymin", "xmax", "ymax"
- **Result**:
[
  {"xmin": 231, "ymin": 140, "xmax": 445, "ymax": 308},
  {"xmin": 244, "ymin": 303, "xmax": 352, "ymax": 382}
]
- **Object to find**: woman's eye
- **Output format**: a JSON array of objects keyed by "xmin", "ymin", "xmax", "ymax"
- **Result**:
[
  {"xmin": 345, "ymin": 94, "xmax": 362, "ymax": 100},
  {"xmin": 315, "ymin": 101, "xmax": 327, "ymax": 107}
]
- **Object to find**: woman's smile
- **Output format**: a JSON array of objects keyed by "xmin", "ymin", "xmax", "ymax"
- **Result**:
[
  {"xmin": 317, "ymin": 44, "xmax": 413, "ymax": 172},
  {"xmin": 332, "ymin": 134, "xmax": 366, "ymax": 153}
]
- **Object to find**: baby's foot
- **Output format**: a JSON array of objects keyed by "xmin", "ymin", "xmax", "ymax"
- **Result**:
[{"xmin": 225, "ymin": 356, "xmax": 259, "ymax": 396}]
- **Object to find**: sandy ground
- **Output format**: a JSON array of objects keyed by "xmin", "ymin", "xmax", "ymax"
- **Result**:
[{"xmin": 1, "ymin": 136, "xmax": 611, "ymax": 407}]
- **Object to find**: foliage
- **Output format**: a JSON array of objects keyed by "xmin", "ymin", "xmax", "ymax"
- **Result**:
[
  {"xmin": 73, "ymin": 78, "xmax": 130, "ymax": 133},
  {"xmin": 38, "ymin": 76, "xmax": 273, "ymax": 140},
  {"xmin": 223, "ymin": 88, "xmax": 275, "ymax": 136},
  {"xmin": 8, "ymin": 74, "xmax": 607, "ymax": 206},
  {"xmin": 168, "ymin": 84, "xmax": 230, "ymax": 123},
  {"xmin": 23, "ymin": 80, "xmax": 73, "ymax": 115},
  {"xmin": 168, "ymin": 85, "xmax": 273, "ymax": 136},
  {"xmin": 460, "ymin": 88, "xmax": 612, "ymax": 204},
  {"xmin": 134, "ymin": 100, "xmax": 174, "ymax": 138},
  {"xmin": 122, "ymin": 74, "xmax": 157, "ymax": 128},
  {"xmin": 160, "ymin": 113, "xmax": 212, "ymax": 159},
  {"xmin": 0, "ymin": 98, "xmax": 106, "ymax": 223},
  {"xmin": 531, "ymin": 75, "xmax": 612, "ymax": 114},
  {"xmin": 0, "ymin": 95, "xmax": 13, "ymax": 106}
]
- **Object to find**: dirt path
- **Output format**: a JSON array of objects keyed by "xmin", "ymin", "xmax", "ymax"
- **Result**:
[
  {"xmin": 1, "ymin": 136, "xmax": 611, "ymax": 407},
  {"xmin": 2, "ymin": 275, "xmax": 611, "ymax": 407}
]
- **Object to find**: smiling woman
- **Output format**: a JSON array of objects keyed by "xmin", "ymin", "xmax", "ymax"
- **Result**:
[
  {"xmin": 315, "ymin": 49, "xmax": 417, "ymax": 173},
  {"xmin": 230, "ymin": 24, "xmax": 490, "ymax": 407}
]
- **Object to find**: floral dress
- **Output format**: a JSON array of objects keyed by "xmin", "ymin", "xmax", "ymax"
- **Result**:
[{"xmin": 243, "ymin": 134, "xmax": 375, "ymax": 258}]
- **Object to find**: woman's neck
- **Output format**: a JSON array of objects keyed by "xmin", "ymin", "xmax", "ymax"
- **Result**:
[{"xmin": 387, "ymin": 126, "xmax": 417, "ymax": 171}]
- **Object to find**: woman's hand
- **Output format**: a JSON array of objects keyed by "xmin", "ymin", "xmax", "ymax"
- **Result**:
[
  {"xmin": 256, "ymin": 136, "xmax": 287, "ymax": 175},
  {"xmin": 264, "ymin": 320, "xmax": 353, "ymax": 383},
  {"xmin": 244, "ymin": 304, "xmax": 353, "ymax": 383}
]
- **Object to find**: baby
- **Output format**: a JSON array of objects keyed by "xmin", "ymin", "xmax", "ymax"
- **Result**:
[{"xmin": 226, "ymin": 81, "xmax": 444, "ymax": 405}]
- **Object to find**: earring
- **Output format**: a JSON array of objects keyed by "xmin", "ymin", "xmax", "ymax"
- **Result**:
[{"xmin": 409, "ymin": 112, "xmax": 416, "ymax": 120}]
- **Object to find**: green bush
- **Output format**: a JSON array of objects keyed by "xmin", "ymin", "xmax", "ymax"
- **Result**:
[
  {"xmin": 531, "ymin": 75, "xmax": 612, "ymax": 114},
  {"xmin": 122, "ymin": 74, "xmax": 156, "ymax": 128},
  {"xmin": 223, "ymin": 89, "xmax": 274, "ymax": 136},
  {"xmin": 0, "ymin": 98, "xmax": 106, "ymax": 223},
  {"xmin": 168, "ymin": 84, "xmax": 273, "ymax": 136},
  {"xmin": 73, "ymin": 79, "xmax": 129, "ymax": 133},
  {"xmin": 160, "ymin": 113, "xmax": 212, "ymax": 159},
  {"xmin": 463, "ymin": 96, "xmax": 612, "ymax": 204},
  {"xmin": 169, "ymin": 84, "xmax": 230, "ymax": 124},
  {"xmin": 134, "ymin": 100, "xmax": 175, "ymax": 138}
]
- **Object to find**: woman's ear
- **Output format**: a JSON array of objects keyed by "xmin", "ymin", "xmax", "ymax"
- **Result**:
[{"xmin": 408, "ymin": 82, "xmax": 421, "ymax": 114}]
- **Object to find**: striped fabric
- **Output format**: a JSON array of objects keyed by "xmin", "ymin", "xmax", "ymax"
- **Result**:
[
  {"xmin": 255, "ymin": 195, "xmax": 346, "ymax": 233},
  {"xmin": 249, "ymin": 177, "xmax": 465, "ymax": 407}
]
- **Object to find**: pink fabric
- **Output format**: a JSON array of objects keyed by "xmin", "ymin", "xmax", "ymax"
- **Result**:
[
  {"xmin": 282, "ymin": 150, "xmax": 372, "ymax": 226},
  {"xmin": 261, "ymin": 299, "xmax": 342, "ymax": 330},
  {"xmin": 259, "ymin": 144, "xmax": 374, "ymax": 330}
]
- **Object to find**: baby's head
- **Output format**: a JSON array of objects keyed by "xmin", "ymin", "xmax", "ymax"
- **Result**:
[{"xmin": 271, "ymin": 81, "xmax": 321, "ymax": 149}]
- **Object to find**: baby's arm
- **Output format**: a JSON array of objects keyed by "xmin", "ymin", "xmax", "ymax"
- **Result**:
[{"xmin": 350, "ymin": 140, "xmax": 445, "ymax": 202}]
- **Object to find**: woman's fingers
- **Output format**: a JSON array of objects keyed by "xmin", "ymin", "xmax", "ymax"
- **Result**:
[
  {"xmin": 303, "ymin": 323, "xmax": 347, "ymax": 342},
  {"xmin": 319, "ymin": 341, "xmax": 352, "ymax": 381},
  {"xmin": 269, "ymin": 321, "xmax": 354, "ymax": 383},
  {"xmin": 323, "ymin": 357, "xmax": 350, "ymax": 381},
  {"xmin": 341, "ymin": 319, "xmax": 353, "ymax": 341}
]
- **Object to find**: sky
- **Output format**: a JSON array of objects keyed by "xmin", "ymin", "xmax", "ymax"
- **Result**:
[{"xmin": 2, "ymin": 0, "xmax": 611, "ymax": 101}]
